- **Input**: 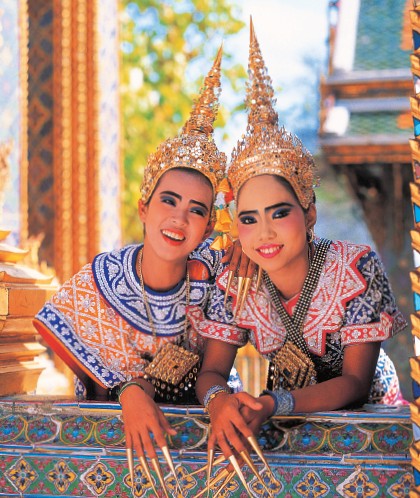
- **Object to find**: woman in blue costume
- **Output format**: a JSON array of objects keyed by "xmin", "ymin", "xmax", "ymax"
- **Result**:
[
  {"xmin": 194, "ymin": 23, "xmax": 407, "ymax": 462},
  {"xmin": 33, "ymin": 47, "xmax": 241, "ymax": 483}
]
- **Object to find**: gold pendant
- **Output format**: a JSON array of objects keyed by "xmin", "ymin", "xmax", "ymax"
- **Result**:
[
  {"xmin": 271, "ymin": 341, "xmax": 317, "ymax": 391},
  {"xmin": 144, "ymin": 343, "xmax": 200, "ymax": 401}
]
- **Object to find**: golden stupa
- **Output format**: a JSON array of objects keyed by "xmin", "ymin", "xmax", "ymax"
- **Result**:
[{"xmin": 0, "ymin": 143, "xmax": 56, "ymax": 396}]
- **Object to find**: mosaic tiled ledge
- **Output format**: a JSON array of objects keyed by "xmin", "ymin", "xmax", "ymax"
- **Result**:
[{"xmin": 0, "ymin": 397, "xmax": 414, "ymax": 497}]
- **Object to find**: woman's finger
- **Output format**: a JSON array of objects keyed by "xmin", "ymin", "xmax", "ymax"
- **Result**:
[
  {"xmin": 236, "ymin": 392, "xmax": 264, "ymax": 411},
  {"xmin": 221, "ymin": 244, "xmax": 233, "ymax": 263},
  {"xmin": 228, "ymin": 240, "xmax": 243, "ymax": 272},
  {"xmin": 139, "ymin": 426, "xmax": 159, "ymax": 460},
  {"xmin": 157, "ymin": 409, "xmax": 177, "ymax": 437},
  {"xmin": 131, "ymin": 429, "xmax": 146, "ymax": 460},
  {"xmin": 213, "ymin": 426, "xmax": 235, "ymax": 460},
  {"xmin": 222, "ymin": 424, "xmax": 248, "ymax": 456},
  {"xmin": 246, "ymin": 259, "xmax": 257, "ymax": 278},
  {"xmin": 237, "ymin": 249, "xmax": 251, "ymax": 279}
]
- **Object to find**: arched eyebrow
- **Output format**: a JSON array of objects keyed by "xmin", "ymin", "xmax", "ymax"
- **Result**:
[
  {"xmin": 160, "ymin": 190, "xmax": 210, "ymax": 213},
  {"xmin": 238, "ymin": 202, "xmax": 292, "ymax": 217},
  {"xmin": 160, "ymin": 190, "xmax": 182, "ymax": 201}
]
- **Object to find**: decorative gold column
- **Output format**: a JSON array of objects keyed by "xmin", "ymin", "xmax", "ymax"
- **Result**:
[
  {"xmin": 27, "ymin": 0, "xmax": 121, "ymax": 283},
  {"xmin": 52, "ymin": 0, "xmax": 100, "ymax": 280},
  {"xmin": 409, "ymin": 5, "xmax": 420, "ymax": 493},
  {"xmin": 0, "ymin": 142, "xmax": 57, "ymax": 396}
]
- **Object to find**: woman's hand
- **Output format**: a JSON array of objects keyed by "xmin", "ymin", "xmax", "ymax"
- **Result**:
[
  {"xmin": 222, "ymin": 239, "xmax": 257, "ymax": 280},
  {"xmin": 239, "ymin": 394, "xmax": 274, "ymax": 436},
  {"xmin": 222, "ymin": 239, "xmax": 259, "ymax": 311},
  {"xmin": 207, "ymin": 391, "xmax": 264, "ymax": 459},
  {"xmin": 120, "ymin": 383, "xmax": 176, "ymax": 460}
]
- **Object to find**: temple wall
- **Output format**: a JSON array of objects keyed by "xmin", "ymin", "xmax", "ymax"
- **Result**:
[{"xmin": 0, "ymin": 399, "xmax": 413, "ymax": 496}]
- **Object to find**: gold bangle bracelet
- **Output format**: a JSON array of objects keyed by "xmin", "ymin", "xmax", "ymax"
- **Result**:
[{"xmin": 118, "ymin": 380, "xmax": 145, "ymax": 404}]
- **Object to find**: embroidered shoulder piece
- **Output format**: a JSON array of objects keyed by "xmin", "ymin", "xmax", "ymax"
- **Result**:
[
  {"xmin": 189, "ymin": 238, "xmax": 224, "ymax": 280},
  {"xmin": 340, "ymin": 250, "xmax": 407, "ymax": 345},
  {"xmin": 222, "ymin": 240, "xmax": 371, "ymax": 356}
]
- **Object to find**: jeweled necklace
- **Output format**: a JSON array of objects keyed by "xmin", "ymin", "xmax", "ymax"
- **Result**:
[
  {"xmin": 137, "ymin": 247, "xmax": 190, "ymax": 342},
  {"xmin": 264, "ymin": 238, "xmax": 331, "ymax": 354}
]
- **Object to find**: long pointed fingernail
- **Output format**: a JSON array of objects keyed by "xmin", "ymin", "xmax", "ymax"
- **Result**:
[
  {"xmin": 235, "ymin": 276, "xmax": 244, "ymax": 317},
  {"xmin": 224, "ymin": 270, "xmax": 234, "ymax": 306},
  {"xmin": 237, "ymin": 277, "xmax": 251, "ymax": 315},
  {"xmin": 161, "ymin": 446, "xmax": 182, "ymax": 495},
  {"xmin": 240, "ymin": 450, "xmax": 273, "ymax": 496},
  {"xmin": 256, "ymin": 267, "xmax": 263, "ymax": 292},
  {"xmin": 151, "ymin": 457, "xmax": 170, "ymax": 498},
  {"xmin": 126, "ymin": 448, "xmax": 134, "ymax": 486},
  {"xmin": 228, "ymin": 454, "xmax": 250, "ymax": 496},
  {"xmin": 247, "ymin": 436, "xmax": 275, "ymax": 481},
  {"xmin": 139, "ymin": 456, "xmax": 159, "ymax": 496},
  {"xmin": 187, "ymin": 454, "xmax": 225, "ymax": 478},
  {"xmin": 206, "ymin": 448, "xmax": 214, "ymax": 498},
  {"xmin": 194, "ymin": 468, "xmax": 230, "ymax": 498},
  {"xmin": 213, "ymin": 470, "xmax": 236, "ymax": 498}
]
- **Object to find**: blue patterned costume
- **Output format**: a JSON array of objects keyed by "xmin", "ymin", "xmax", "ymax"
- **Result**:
[{"xmin": 34, "ymin": 239, "xmax": 241, "ymax": 401}]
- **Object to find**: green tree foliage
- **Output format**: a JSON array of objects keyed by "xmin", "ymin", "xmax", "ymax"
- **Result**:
[{"xmin": 120, "ymin": 1, "xmax": 246, "ymax": 243}]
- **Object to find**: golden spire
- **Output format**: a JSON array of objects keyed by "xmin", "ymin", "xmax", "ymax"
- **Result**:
[
  {"xmin": 141, "ymin": 44, "xmax": 226, "ymax": 202},
  {"xmin": 246, "ymin": 17, "xmax": 278, "ymax": 130},
  {"xmin": 183, "ymin": 43, "xmax": 223, "ymax": 136},
  {"xmin": 228, "ymin": 19, "xmax": 317, "ymax": 209}
]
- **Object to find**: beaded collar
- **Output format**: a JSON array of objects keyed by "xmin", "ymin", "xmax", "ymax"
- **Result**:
[{"xmin": 92, "ymin": 243, "xmax": 216, "ymax": 336}]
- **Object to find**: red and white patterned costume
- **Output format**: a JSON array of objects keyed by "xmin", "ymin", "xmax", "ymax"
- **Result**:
[{"xmin": 190, "ymin": 239, "xmax": 407, "ymax": 404}]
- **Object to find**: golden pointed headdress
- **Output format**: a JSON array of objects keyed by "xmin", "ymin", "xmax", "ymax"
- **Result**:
[
  {"xmin": 228, "ymin": 20, "xmax": 317, "ymax": 209},
  {"xmin": 141, "ymin": 45, "xmax": 227, "ymax": 202}
]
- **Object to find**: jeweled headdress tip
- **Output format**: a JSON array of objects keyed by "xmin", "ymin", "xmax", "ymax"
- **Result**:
[
  {"xmin": 249, "ymin": 15, "xmax": 255, "ymax": 44},
  {"xmin": 227, "ymin": 19, "xmax": 317, "ymax": 210},
  {"xmin": 141, "ymin": 43, "xmax": 226, "ymax": 203}
]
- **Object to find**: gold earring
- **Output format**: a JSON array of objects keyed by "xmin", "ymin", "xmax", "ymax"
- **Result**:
[{"xmin": 307, "ymin": 228, "xmax": 314, "ymax": 243}]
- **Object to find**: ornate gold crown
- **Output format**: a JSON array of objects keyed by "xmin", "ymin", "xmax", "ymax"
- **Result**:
[
  {"xmin": 141, "ymin": 45, "xmax": 227, "ymax": 202},
  {"xmin": 228, "ymin": 20, "xmax": 317, "ymax": 209}
]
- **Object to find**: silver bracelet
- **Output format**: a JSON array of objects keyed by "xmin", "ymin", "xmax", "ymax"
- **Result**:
[
  {"xmin": 203, "ymin": 384, "xmax": 231, "ymax": 410},
  {"xmin": 261, "ymin": 388, "xmax": 295, "ymax": 416}
]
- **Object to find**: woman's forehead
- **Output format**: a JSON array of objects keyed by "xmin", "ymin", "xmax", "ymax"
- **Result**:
[
  {"xmin": 155, "ymin": 169, "xmax": 213, "ymax": 200},
  {"xmin": 238, "ymin": 175, "xmax": 296, "ymax": 203}
]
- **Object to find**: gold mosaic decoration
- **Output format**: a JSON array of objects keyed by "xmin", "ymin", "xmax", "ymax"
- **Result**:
[
  {"xmin": 141, "ymin": 45, "xmax": 227, "ymax": 202},
  {"xmin": 228, "ymin": 20, "xmax": 317, "ymax": 209},
  {"xmin": 270, "ymin": 341, "xmax": 317, "ymax": 391},
  {"xmin": 144, "ymin": 342, "xmax": 200, "ymax": 402}
]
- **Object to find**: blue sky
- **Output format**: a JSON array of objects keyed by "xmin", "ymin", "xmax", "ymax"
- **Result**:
[{"xmin": 219, "ymin": 0, "xmax": 330, "ymax": 152}]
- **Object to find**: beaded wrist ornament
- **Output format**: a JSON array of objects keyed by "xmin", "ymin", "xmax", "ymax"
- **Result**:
[
  {"xmin": 203, "ymin": 384, "xmax": 231, "ymax": 412},
  {"xmin": 260, "ymin": 388, "xmax": 295, "ymax": 416},
  {"xmin": 118, "ymin": 380, "xmax": 146, "ymax": 404}
]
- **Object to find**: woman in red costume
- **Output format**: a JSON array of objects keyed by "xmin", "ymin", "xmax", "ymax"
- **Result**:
[{"xmin": 194, "ymin": 22, "xmax": 407, "ymax": 462}]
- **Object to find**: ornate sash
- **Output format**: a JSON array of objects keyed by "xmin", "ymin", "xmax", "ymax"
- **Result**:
[{"xmin": 265, "ymin": 239, "xmax": 331, "ymax": 391}]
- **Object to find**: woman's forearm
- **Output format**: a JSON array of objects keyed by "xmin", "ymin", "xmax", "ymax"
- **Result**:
[
  {"xmin": 196, "ymin": 370, "xmax": 231, "ymax": 404},
  {"xmin": 291, "ymin": 374, "xmax": 371, "ymax": 413}
]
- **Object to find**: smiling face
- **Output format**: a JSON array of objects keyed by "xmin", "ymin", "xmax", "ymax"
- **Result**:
[
  {"xmin": 138, "ymin": 168, "xmax": 214, "ymax": 266},
  {"xmin": 237, "ymin": 174, "xmax": 316, "ymax": 284}
]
